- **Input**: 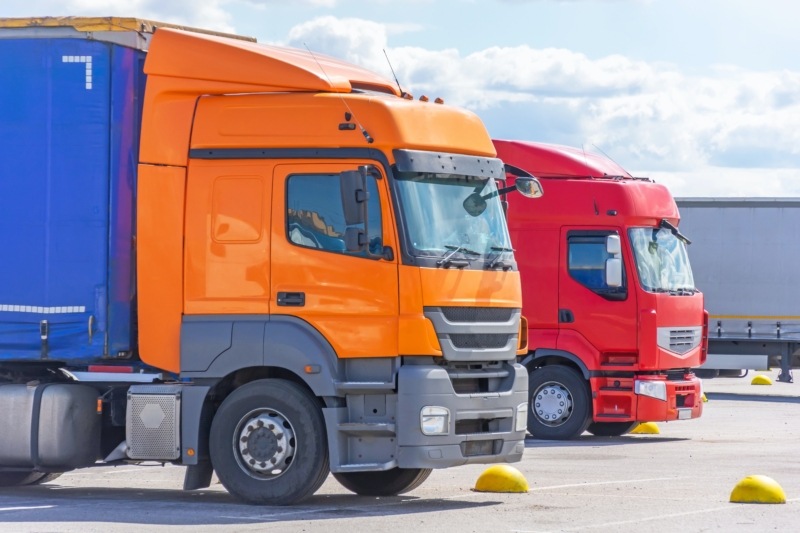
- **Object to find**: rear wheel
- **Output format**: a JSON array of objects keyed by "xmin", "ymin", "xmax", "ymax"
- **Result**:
[
  {"xmin": 586, "ymin": 422, "xmax": 639, "ymax": 437},
  {"xmin": 334, "ymin": 468, "xmax": 432, "ymax": 496},
  {"xmin": 210, "ymin": 379, "xmax": 329, "ymax": 505},
  {"xmin": 527, "ymin": 365, "xmax": 591, "ymax": 440},
  {"xmin": 0, "ymin": 471, "xmax": 47, "ymax": 487}
]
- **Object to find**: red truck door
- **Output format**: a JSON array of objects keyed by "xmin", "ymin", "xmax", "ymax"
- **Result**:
[{"xmin": 557, "ymin": 228, "xmax": 638, "ymax": 367}]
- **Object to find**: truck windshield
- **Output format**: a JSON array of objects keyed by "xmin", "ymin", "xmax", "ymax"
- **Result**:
[
  {"xmin": 628, "ymin": 227, "xmax": 695, "ymax": 293},
  {"xmin": 394, "ymin": 171, "xmax": 512, "ymax": 260}
]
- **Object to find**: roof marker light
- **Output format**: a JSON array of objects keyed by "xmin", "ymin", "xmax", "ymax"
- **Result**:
[
  {"xmin": 419, "ymin": 95, "xmax": 429, "ymax": 102},
  {"xmin": 435, "ymin": 97, "xmax": 444, "ymax": 104}
]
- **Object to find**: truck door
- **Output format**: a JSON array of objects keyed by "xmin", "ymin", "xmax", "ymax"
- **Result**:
[
  {"xmin": 557, "ymin": 228, "xmax": 638, "ymax": 365},
  {"xmin": 270, "ymin": 163, "xmax": 399, "ymax": 358}
]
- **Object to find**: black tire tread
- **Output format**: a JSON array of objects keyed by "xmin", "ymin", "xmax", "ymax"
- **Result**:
[
  {"xmin": 586, "ymin": 421, "xmax": 639, "ymax": 437},
  {"xmin": 210, "ymin": 379, "xmax": 329, "ymax": 506},
  {"xmin": 527, "ymin": 365, "xmax": 592, "ymax": 440},
  {"xmin": 333, "ymin": 468, "xmax": 432, "ymax": 496}
]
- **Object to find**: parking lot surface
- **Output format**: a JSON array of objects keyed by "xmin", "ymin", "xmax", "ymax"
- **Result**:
[{"xmin": 1, "ymin": 373, "xmax": 798, "ymax": 533}]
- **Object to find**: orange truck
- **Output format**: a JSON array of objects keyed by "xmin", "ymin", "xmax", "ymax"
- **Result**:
[{"xmin": 0, "ymin": 18, "xmax": 542, "ymax": 504}]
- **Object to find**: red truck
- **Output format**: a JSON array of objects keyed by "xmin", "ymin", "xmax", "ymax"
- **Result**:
[{"xmin": 495, "ymin": 140, "xmax": 707, "ymax": 439}]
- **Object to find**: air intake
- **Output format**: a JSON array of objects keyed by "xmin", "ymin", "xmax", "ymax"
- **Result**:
[{"xmin": 657, "ymin": 327, "xmax": 702, "ymax": 355}]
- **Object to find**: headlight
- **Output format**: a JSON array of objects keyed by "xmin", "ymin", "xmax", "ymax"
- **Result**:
[
  {"xmin": 634, "ymin": 380, "xmax": 667, "ymax": 401},
  {"xmin": 515, "ymin": 402, "xmax": 528, "ymax": 432},
  {"xmin": 420, "ymin": 406, "xmax": 450, "ymax": 435}
]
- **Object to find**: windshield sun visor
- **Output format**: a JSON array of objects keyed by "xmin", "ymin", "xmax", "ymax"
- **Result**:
[{"xmin": 393, "ymin": 149, "xmax": 505, "ymax": 179}]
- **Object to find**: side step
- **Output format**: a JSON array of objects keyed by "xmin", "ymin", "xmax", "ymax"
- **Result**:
[
  {"xmin": 335, "ymin": 381, "xmax": 395, "ymax": 394},
  {"xmin": 337, "ymin": 423, "xmax": 396, "ymax": 437},
  {"xmin": 336, "ymin": 459, "xmax": 398, "ymax": 473}
]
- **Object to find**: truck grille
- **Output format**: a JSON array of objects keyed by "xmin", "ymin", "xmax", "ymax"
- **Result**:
[
  {"xmin": 656, "ymin": 327, "xmax": 702, "ymax": 355},
  {"xmin": 449, "ymin": 334, "xmax": 509, "ymax": 349},
  {"xmin": 441, "ymin": 307, "xmax": 514, "ymax": 323}
]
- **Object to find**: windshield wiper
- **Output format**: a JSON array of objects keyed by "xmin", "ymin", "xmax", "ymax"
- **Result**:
[
  {"xmin": 668, "ymin": 287, "xmax": 696, "ymax": 296},
  {"xmin": 438, "ymin": 244, "xmax": 480, "ymax": 268},
  {"xmin": 659, "ymin": 219, "xmax": 692, "ymax": 245},
  {"xmin": 487, "ymin": 246, "xmax": 515, "ymax": 270}
]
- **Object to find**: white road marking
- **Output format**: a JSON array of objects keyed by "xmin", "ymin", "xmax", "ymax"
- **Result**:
[
  {"xmin": 0, "ymin": 505, "xmax": 55, "ymax": 512},
  {"xmin": 511, "ymin": 497, "xmax": 800, "ymax": 533},
  {"xmin": 443, "ymin": 476, "xmax": 688, "ymax": 499},
  {"xmin": 527, "ymin": 476, "xmax": 689, "ymax": 491}
]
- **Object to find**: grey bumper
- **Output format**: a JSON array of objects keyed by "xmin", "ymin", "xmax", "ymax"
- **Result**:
[{"xmin": 395, "ymin": 363, "xmax": 528, "ymax": 469}]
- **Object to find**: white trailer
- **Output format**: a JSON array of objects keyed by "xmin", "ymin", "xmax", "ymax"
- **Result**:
[{"xmin": 675, "ymin": 198, "xmax": 800, "ymax": 383}]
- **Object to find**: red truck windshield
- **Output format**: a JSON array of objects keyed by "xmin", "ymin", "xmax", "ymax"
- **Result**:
[{"xmin": 628, "ymin": 227, "xmax": 695, "ymax": 293}]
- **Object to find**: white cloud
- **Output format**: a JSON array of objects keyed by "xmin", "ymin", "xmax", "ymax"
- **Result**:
[{"xmin": 289, "ymin": 16, "xmax": 800, "ymax": 197}]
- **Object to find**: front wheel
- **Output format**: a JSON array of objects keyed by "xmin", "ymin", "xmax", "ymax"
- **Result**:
[
  {"xmin": 527, "ymin": 365, "xmax": 591, "ymax": 440},
  {"xmin": 209, "ymin": 379, "xmax": 329, "ymax": 505},
  {"xmin": 586, "ymin": 422, "xmax": 639, "ymax": 437},
  {"xmin": 333, "ymin": 468, "xmax": 432, "ymax": 496}
]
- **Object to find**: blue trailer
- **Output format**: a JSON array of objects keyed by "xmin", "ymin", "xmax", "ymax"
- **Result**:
[{"xmin": 0, "ymin": 23, "xmax": 146, "ymax": 364}]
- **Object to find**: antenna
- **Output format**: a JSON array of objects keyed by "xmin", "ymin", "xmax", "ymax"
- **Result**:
[
  {"xmin": 383, "ymin": 49, "xmax": 406, "ymax": 98},
  {"xmin": 303, "ymin": 43, "xmax": 374, "ymax": 144},
  {"xmin": 581, "ymin": 144, "xmax": 592, "ymax": 178},
  {"xmin": 592, "ymin": 144, "xmax": 632, "ymax": 177}
]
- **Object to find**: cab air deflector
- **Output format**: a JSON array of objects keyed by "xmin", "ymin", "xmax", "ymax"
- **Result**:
[{"xmin": 393, "ymin": 149, "xmax": 504, "ymax": 177}]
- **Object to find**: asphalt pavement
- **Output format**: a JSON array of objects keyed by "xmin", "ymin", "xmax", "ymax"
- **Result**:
[{"xmin": 1, "ymin": 371, "xmax": 798, "ymax": 533}]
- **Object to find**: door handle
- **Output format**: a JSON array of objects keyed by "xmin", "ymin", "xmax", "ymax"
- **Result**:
[
  {"xmin": 558, "ymin": 309, "xmax": 575, "ymax": 323},
  {"xmin": 277, "ymin": 292, "xmax": 305, "ymax": 307}
]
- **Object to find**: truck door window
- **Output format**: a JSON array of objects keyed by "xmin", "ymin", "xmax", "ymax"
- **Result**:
[
  {"xmin": 286, "ymin": 173, "xmax": 383, "ymax": 258},
  {"xmin": 567, "ymin": 234, "xmax": 627, "ymax": 301}
]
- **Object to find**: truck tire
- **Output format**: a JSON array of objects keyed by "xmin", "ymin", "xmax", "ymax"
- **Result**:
[
  {"xmin": 333, "ymin": 468, "xmax": 432, "ymax": 496},
  {"xmin": 209, "ymin": 379, "xmax": 329, "ymax": 506},
  {"xmin": 586, "ymin": 422, "xmax": 639, "ymax": 437},
  {"xmin": 527, "ymin": 365, "xmax": 591, "ymax": 440},
  {"xmin": 0, "ymin": 471, "xmax": 48, "ymax": 487}
]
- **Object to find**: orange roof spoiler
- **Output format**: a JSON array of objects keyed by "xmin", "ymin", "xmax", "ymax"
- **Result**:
[{"xmin": 145, "ymin": 28, "xmax": 400, "ymax": 96}]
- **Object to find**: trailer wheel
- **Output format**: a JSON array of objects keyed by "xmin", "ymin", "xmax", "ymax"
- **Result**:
[
  {"xmin": 333, "ymin": 468, "xmax": 432, "ymax": 496},
  {"xmin": 586, "ymin": 422, "xmax": 639, "ymax": 437},
  {"xmin": 527, "ymin": 365, "xmax": 591, "ymax": 440},
  {"xmin": 0, "ymin": 471, "xmax": 48, "ymax": 487},
  {"xmin": 209, "ymin": 379, "xmax": 329, "ymax": 505}
]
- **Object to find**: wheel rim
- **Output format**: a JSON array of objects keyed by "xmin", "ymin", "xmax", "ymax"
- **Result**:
[
  {"xmin": 532, "ymin": 381, "xmax": 573, "ymax": 427},
  {"xmin": 233, "ymin": 408, "xmax": 297, "ymax": 480}
]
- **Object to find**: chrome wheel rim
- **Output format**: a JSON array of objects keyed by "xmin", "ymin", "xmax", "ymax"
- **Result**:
[
  {"xmin": 532, "ymin": 381, "xmax": 573, "ymax": 427},
  {"xmin": 234, "ymin": 408, "xmax": 296, "ymax": 480}
]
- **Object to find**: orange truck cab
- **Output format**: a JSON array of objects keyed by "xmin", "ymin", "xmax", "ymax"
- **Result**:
[{"xmin": 0, "ymin": 19, "xmax": 536, "ymax": 504}]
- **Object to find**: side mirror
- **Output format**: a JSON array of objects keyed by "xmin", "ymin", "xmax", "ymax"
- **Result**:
[
  {"xmin": 605, "ymin": 235, "xmax": 622, "ymax": 287},
  {"xmin": 606, "ymin": 235, "xmax": 621, "ymax": 255},
  {"xmin": 515, "ymin": 177, "xmax": 543, "ymax": 199},
  {"xmin": 462, "ymin": 192, "xmax": 487, "ymax": 217},
  {"xmin": 606, "ymin": 258, "xmax": 622, "ymax": 287},
  {"xmin": 340, "ymin": 170, "xmax": 368, "ymax": 225},
  {"xmin": 345, "ymin": 227, "xmax": 368, "ymax": 252}
]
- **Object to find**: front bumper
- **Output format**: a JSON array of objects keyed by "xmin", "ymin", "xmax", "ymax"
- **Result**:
[
  {"xmin": 636, "ymin": 375, "xmax": 703, "ymax": 422},
  {"xmin": 590, "ymin": 374, "xmax": 703, "ymax": 423},
  {"xmin": 396, "ymin": 363, "xmax": 528, "ymax": 468}
]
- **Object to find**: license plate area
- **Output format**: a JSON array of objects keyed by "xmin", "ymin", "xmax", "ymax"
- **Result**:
[
  {"xmin": 462, "ymin": 439, "xmax": 501, "ymax": 457},
  {"xmin": 677, "ymin": 408, "xmax": 692, "ymax": 420}
]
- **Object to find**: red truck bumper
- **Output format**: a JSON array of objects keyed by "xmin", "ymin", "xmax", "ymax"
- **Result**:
[{"xmin": 591, "ymin": 374, "xmax": 703, "ymax": 423}]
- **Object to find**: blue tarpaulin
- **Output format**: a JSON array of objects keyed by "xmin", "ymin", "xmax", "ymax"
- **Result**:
[{"xmin": 0, "ymin": 37, "xmax": 145, "ymax": 363}]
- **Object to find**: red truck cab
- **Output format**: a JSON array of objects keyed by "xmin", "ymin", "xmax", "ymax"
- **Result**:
[{"xmin": 495, "ymin": 140, "xmax": 707, "ymax": 439}]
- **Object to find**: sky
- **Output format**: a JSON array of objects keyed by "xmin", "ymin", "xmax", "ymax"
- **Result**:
[{"xmin": 5, "ymin": 0, "xmax": 800, "ymax": 197}]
